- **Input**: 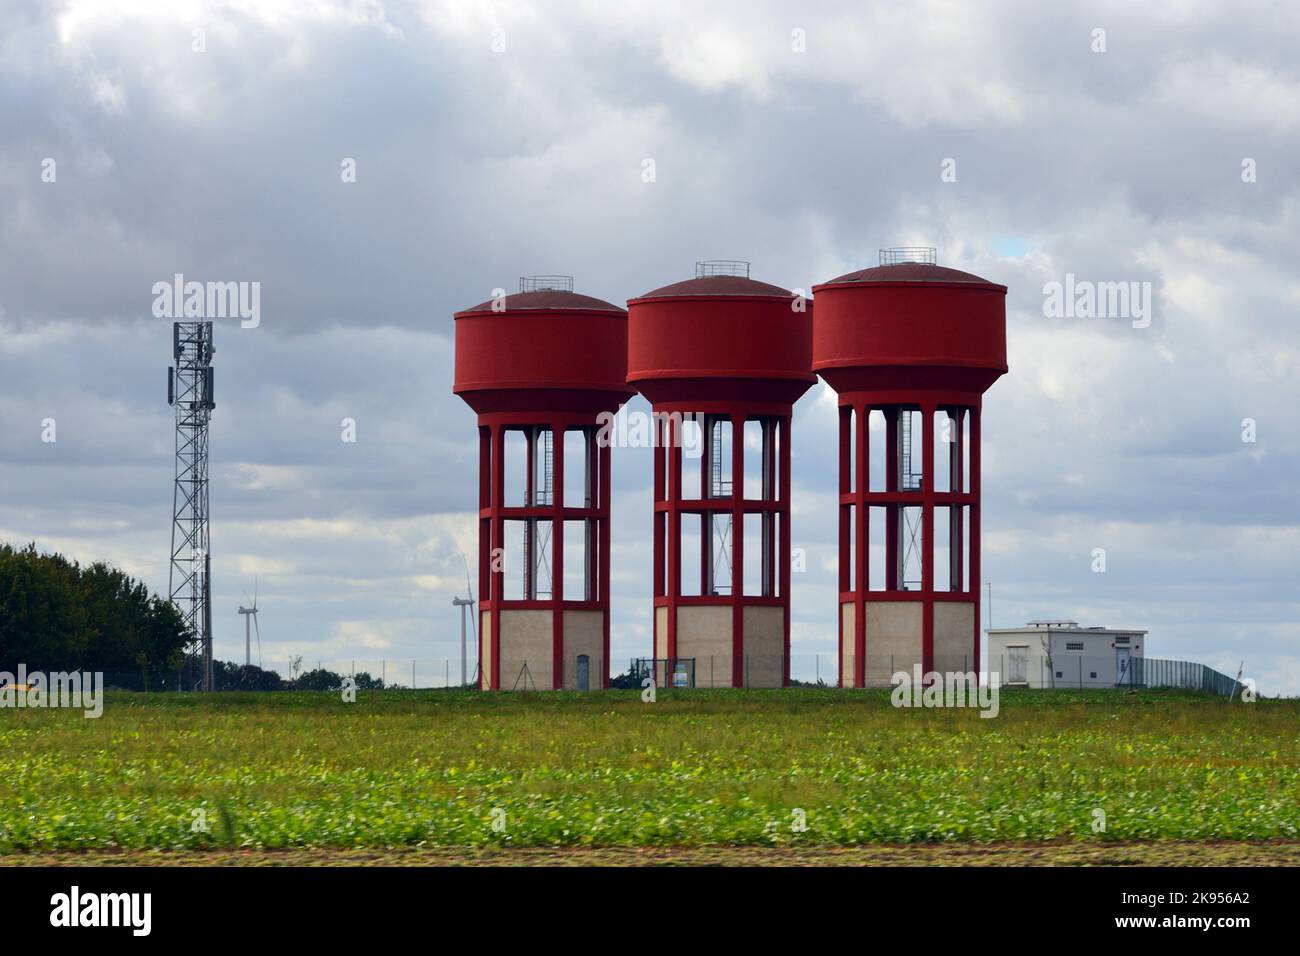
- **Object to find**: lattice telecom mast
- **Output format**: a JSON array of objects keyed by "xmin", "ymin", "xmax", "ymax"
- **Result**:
[{"xmin": 168, "ymin": 322, "xmax": 215, "ymax": 690}]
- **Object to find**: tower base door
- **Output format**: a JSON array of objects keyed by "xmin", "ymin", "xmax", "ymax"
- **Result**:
[{"xmin": 1115, "ymin": 648, "xmax": 1131, "ymax": 686}]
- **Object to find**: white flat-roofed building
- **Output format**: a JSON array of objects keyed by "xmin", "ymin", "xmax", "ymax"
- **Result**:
[{"xmin": 986, "ymin": 621, "xmax": 1147, "ymax": 688}]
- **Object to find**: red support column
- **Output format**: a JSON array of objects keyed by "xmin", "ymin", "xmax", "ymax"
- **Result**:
[
  {"xmin": 779, "ymin": 414, "xmax": 791, "ymax": 687},
  {"xmin": 731, "ymin": 412, "xmax": 745, "ymax": 688},
  {"xmin": 478, "ymin": 425, "xmax": 490, "ymax": 607},
  {"xmin": 837, "ymin": 405, "xmax": 850, "ymax": 687},
  {"xmin": 970, "ymin": 406, "xmax": 982, "ymax": 673},
  {"xmin": 653, "ymin": 421, "xmax": 665, "ymax": 602},
  {"xmin": 885, "ymin": 410, "xmax": 899, "ymax": 591},
  {"xmin": 478, "ymin": 427, "xmax": 491, "ymax": 689},
  {"xmin": 666, "ymin": 414, "xmax": 681, "ymax": 662},
  {"xmin": 479, "ymin": 426, "xmax": 491, "ymax": 515},
  {"xmin": 552, "ymin": 423, "xmax": 565, "ymax": 690},
  {"xmin": 589, "ymin": 426, "xmax": 600, "ymax": 605},
  {"xmin": 921, "ymin": 403, "xmax": 935, "ymax": 675},
  {"xmin": 489, "ymin": 425, "xmax": 505, "ymax": 690},
  {"xmin": 952, "ymin": 409, "xmax": 964, "ymax": 592},
  {"xmin": 854, "ymin": 403, "xmax": 868, "ymax": 688},
  {"xmin": 599, "ymin": 438, "xmax": 612, "ymax": 689},
  {"xmin": 700, "ymin": 419, "xmax": 710, "ymax": 597}
]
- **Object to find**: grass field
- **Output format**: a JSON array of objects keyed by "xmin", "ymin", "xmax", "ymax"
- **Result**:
[{"xmin": 1, "ymin": 688, "xmax": 1297, "ymax": 864}]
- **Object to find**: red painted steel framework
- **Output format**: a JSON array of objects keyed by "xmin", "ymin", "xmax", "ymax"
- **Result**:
[
  {"xmin": 473, "ymin": 416, "xmax": 613, "ymax": 689},
  {"xmin": 649, "ymin": 408, "xmax": 794, "ymax": 686},
  {"xmin": 833, "ymin": 400, "xmax": 981, "ymax": 682}
]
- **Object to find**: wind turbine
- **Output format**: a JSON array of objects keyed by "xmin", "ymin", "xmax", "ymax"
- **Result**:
[
  {"xmin": 451, "ymin": 554, "xmax": 478, "ymax": 687},
  {"xmin": 238, "ymin": 576, "xmax": 261, "ymax": 668}
]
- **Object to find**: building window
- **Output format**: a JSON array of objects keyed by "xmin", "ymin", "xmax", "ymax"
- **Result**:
[
  {"xmin": 1066, "ymin": 641, "xmax": 1084, "ymax": 651},
  {"xmin": 1115, "ymin": 635, "xmax": 1131, "ymax": 645},
  {"xmin": 1090, "ymin": 672, "xmax": 1098, "ymax": 679},
  {"xmin": 1055, "ymin": 671, "xmax": 1063, "ymax": 679}
]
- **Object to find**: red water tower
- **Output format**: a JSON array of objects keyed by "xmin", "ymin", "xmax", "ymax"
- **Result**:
[
  {"xmin": 453, "ymin": 276, "xmax": 633, "ymax": 690},
  {"xmin": 626, "ymin": 261, "xmax": 814, "ymax": 688},
  {"xmin": 810, "ymin": 249, "xmax": 1007, "ymax": 686}
]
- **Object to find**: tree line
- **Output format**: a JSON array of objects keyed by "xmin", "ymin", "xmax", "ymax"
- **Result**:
[
  {"xmin": 0, "ymin": 542, "xmax": 192, "ymax": 688},
  {"xmin": 0, "ymin": 543, "xmax": 459, "ymax": 692},
  {"xmin": 215, "ymin": 664, "xmax": 391, "ymax": 691}
]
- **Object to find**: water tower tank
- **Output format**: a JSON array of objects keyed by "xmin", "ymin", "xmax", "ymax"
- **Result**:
[
  {"xmin": 626, "ymin": 261, "xmax": 814, "ymax": 688},
  {"xmin": 453, "ymin": 276, "xmax": 633, "ymax": 690},
  {"xmin": 811, "ymin": 248, "xmax": 1007, "ymax": 687}
]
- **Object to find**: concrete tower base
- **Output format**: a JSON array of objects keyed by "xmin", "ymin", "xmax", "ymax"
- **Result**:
[
  {"xmin": 655, "ymin": 604, "xmax": 785, "ymax": 688},
  {"xmin": 486, "ymin": 609, "xmax": 606, "ymax": 691},
  {"xmin": 839, "ymin": 600, "xmax": 976, "ymax": 687}
]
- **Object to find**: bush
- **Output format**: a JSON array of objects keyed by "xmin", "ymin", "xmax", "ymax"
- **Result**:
[
  {"xmin": 292, "ymin": 668, "xmax": 345, "ymax": 691},
  {"xmin": 214, "ymin": 662, "xmax": 285, "ymax": 691}
]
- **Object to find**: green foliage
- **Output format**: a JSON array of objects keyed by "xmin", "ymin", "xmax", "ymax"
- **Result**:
[
  {"xmin": 788, "ymin": 677, "xmax": 828, "ymax": 688},
  {"xmin": 214, "ymin": 663, "xmax": 285, "ymax": 691},
  {"xmin": 292, "ymin": 668, "xmax": 345, "ymax": 691},
  {"xmin": 0, "ymin": 542, "xmax": 190, "ymax": 685},
  {"xmin": 0, "ymin": 688, "xmax": 1297, "ymax": 851},
  {"xmin": 287, "ymin": 668, "xmax": 384, "ymax": 691}
]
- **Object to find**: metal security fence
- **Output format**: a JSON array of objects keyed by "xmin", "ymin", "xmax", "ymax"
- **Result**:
[
  {"xmin": 632, "ymin": 658, "xmax": 696, "ymax": 688},
  {"xmin": 131, "ymin": 659, "xmax": 482, "ymax": 691},
  {"xmin": 85, "ymin": 652, "xmax": 1239, "ymax": 695},
  {"xmin": 807, "ymin": 653, "xmax": 984, "ymax": 689},
  {"xmin": 272, "ymin": 660, "xmax": 477, "ymax": 690},
  {"xmin": 1129, "ymin": 656, "xmax": 1243, "ymax": 696},
  {"xmin": 631, "ymin": 654, "xmax": 985, "ymax": 688},
  {"xmin": 223, "ymin": 657, "xmax": 609, "ymax": 692}
]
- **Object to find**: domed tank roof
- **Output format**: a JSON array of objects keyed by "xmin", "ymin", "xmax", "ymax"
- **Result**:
[
  {"xmin": 810, "ymin": 258, "xmax": 1007, "ymax": 400},
  {"xmin": 637, "ymin": 275, "xmax": 798, "ymax": 299},
  {"xmin": 627, "ymin": 263, "xmax": 814, "ymax": 409},
  {"xmin": 455, "ymin": 289, "xmax": 625, "ymax": 314},
  {"xmin": 453, "ymin": 278, "xmax": 633, "ymax": 416},
  {"xmin": 821, "ymin": 262, "xmax": 1003, "ymax": 287}
]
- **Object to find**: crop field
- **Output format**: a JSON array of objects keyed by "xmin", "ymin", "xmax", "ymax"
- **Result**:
[{"xmin": 1, "ymin": 688, "xmax": 1297, "ymax": 864}]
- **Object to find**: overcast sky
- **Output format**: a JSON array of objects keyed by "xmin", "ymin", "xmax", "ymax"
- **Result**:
[{"xmin": 2, "ymin": 0, "xmax": 1297, "ymax": 693}]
